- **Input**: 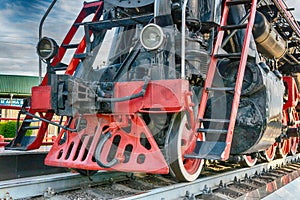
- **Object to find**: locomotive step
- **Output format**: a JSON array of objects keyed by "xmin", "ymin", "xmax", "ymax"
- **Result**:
[
  {"xmin": 214, "ymin": 52, "xmax": 242, "ymax": 59},
  {"xmin": 226, "ymin": 0, "xmax": 252, "ymax": 6},
  {"xmin": 221, "ymin": 23, "xmax": 248, "ymax": 31},
  {"xmin": 197, "ymin": 128, "xmax": 228, "ymax": 134},
  {"xmin": 199, "ymin": 118, "xmax": 230, "ymax": 123},
  {"xmin": 21, "ymin": 126, "xmax": 40, "ymax": 130},
  {"xmin": 5, "ymin": 136, "xmax": 38, "ymax": 150},
  {"xmin": 23, "ymin": 119, "xmax": 41, "ymax": 123},
  {"xmin": 185, "ymin": 141, "xmax": 226, "ymax": 160},
  {"xmin": 206, "ymin": 87, "xmax": 235, "ymax": 92},
  {"xmin": 74, "ymin": 53, "xmax": 87, "ymax": 59},
  {"xmin": 62, "ymin": 43, "xmax": 79, "ymax": 49},
  {"xmin": 52, "ymin": 64, "xmax": 68, "ymax": 71}
]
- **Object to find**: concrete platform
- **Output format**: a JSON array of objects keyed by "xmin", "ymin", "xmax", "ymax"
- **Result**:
[
  {"xmin": 0, "ymin": 146, "xmax": 67, "ymax": 181},
  {"xmin": 263, "ymin": 177, "xmax": 300, "ymax": 200}
]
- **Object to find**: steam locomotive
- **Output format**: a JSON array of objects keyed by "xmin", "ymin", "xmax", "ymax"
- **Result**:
[{"xmin": 6, "ymin": 0, "xmax": 300, "ymax": 182}]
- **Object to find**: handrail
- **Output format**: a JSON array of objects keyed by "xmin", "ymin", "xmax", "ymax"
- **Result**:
[
  {"xmin": 38, "ymin": 0, "xmax": 58, "ymax": 83},
  {"xmin": 181, "ymin": 0, "xmax": 188, "ymax": 79},
  {"xmin": 0, "ymin": 105, "xmax": 60, "ymax": 147}
]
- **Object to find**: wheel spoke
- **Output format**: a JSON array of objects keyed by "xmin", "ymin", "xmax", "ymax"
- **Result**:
[
  {"xmin": 262, "ymin": 144, "xmax": 276, "ymax": 162},
  {"xmin": 277, "ymin": 140, "xmax": 290, "ymax": 158},
  {"xmin": 290, "ymin": 137, "xmax": 299, "ymax": 155},
  {"xmin": 241, "ymin": 155, "xmax": 257, "ymax": 167}
]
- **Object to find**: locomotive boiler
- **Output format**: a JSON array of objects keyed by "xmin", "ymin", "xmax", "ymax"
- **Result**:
[{"xmin": 6, "ymin": 0, "xmax": 300, "ymax": 182}]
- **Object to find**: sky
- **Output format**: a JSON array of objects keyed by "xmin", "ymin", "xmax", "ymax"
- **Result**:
[
  {"xmin": 0, "ymin": 0, "xmax": 299, "ymax": 77},
  {"xmin": 0, "ymin": 0, "xmax": 83, "ymax": 76}
]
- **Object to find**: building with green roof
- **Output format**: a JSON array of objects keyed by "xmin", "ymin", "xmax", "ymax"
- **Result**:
[
  {"xmin": 0, "ymin": 75, "xmax": 58, "ymax": 136},
  {"xmin": 0, "ymin": 74, "xmax": 39, "ymax": 98},
  {"xmin": 0, "ymin": 74, "xmax": 39, "ymax": 107}
]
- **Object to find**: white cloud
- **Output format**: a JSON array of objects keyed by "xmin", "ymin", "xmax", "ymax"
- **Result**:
[
  {"xmin": 0, "ymin": 0, "xmax": 299, "ymax": 76},
  {"xmin": 0, "ymin": 0, "xmax": 84, "ymax": 76}
]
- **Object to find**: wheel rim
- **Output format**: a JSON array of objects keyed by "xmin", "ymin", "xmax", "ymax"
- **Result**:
[
  {"xmin": 277, "ymin": 140, "xmax": 290, "ymax": 158},
  {"xmin": 167, "ymin": 114, "xmax": 204, "ymax": 182},
  {"xmin": 262, "ymin": 144, "xmax": 276, "ymax": 162},
  {"xmin": 241, "ymin": 155, "xmax": 257, "ymax": 167},
  {"xmin": 290, "ymin": 137, "xmax": 299, "ymax": 155}
]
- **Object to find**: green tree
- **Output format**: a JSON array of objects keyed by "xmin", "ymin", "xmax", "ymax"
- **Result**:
[{"xmin": 0, "ymin": 121, "xmax": 32, "ymax": 140}]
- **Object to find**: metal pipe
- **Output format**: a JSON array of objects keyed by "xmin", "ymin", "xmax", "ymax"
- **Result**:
[
  {"xmin": 253, "ymin": 12, "xmax": 287, "ymax": 59},
  {"xmin": 154, "ymin": 0, "xmax": 171, "ymax": 18},
  {"xmin": 272, "ymin": 0, "xmax": 300, "ymax": 38},
  {"xmin": 38, "ymin": 0, "xmax": 58, "ymax": 84},
  {"xmin": 286, "ymin": 52, "xmax": 300, "ymax": 65},
  {"xmin": 95, "ymin": 132, "xmax": 119, "ymax": 168},
  {"xmin": 181, "ymin": 0, "xmax": 188, "ymax": 79},
  {"xmin": 97, "ymin": 77, "xmax": 149, "ymax": 102},
  {"xmin": 282, "ymin": 55, "xmax": 296, "ymax": 65}
]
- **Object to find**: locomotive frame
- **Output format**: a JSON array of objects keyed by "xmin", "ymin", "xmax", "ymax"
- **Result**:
[{"xmin": 5, "ymin": 0, "xmax": 300, "ymax": 182}]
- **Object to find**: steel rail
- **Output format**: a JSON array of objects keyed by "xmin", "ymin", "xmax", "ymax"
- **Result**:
[
  {"xmin": 1, "ymin": 154, "xmax": 300, "ymax": 199},
  {"xmin": 0, "ymin": 171, "xmax": 132, "ymax": 199},
  {"xmin": 121, "ymin": 154, "xmax": 300, "ymax": 200}
]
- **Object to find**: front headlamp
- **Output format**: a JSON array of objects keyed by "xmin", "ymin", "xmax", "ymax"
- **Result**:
[
  {"xmin": 140, "ymin": 24, "xmax": 165, "ymax": 51},
  {"xmin": 37, "ymin": 37, "xmax": 58, "ymax": 60}
]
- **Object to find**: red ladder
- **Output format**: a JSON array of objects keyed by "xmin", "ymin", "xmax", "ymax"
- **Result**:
[
  {"xmin": 186, "ymin": 0, "xmax": 258, "ymax": 161},
  {"xmin": 5, "ymin": 1, "xmax": 103, "ymax": 150}
]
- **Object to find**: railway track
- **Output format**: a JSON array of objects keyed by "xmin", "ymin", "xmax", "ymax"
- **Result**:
[
  {"xmin": 1, "ymin": 154, "xmax": 300, "ymax": 200},
  {"xmin": 0, "ymin": 171, "xmax": 132, "ymax": 199}
]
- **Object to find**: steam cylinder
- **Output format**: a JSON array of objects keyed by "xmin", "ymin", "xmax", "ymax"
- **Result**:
[
  {"xmin": 253, "ymin": 12, "xmax": 287, "ymax": 59},
  {"xmin": 232, "ymin": 63, "xmax": 284, "ymax": 154},
  {"xmin": 205, "ymin": 62, "xmax": 284, "ymax": 154}
]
